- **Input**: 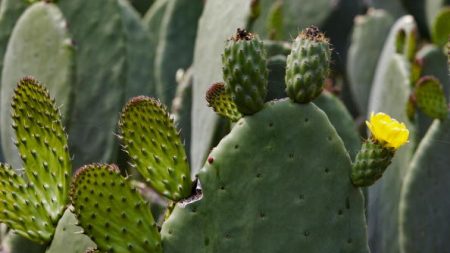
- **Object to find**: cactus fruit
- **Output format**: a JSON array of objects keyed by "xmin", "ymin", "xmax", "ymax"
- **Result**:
[
  {"xmin": 206, "ymin": 82, "xmax": 242, "ymax": 122},
  {"xmin": 285, "ymin": 26, "xmax": 331, "ymax": 103},
  {"xmin": 119, "ymin": 96, "xmax": 192, "ymax": 201},
  {"xmin": 222, "ymin": 28, "xmax": 268, "ymax": 115},
  {"xmin": 0, "ymin": 1, "xmax": 74, "ymax": 169},
  {"xmin": 414, "ymin": 76, "xmax": 448, "ymax": 120},
  {"xmin": 71, "ymin": 164, "xmax": 162, "ymax": 253},
  {"xmin": 0, "ymin": 77, "xmax": 71, "ymax": 243}
]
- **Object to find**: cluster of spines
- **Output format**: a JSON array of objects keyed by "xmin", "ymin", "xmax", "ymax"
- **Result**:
[{"xmin": 118, "ymin": 96, "xmax": 192, "ymax": 201}]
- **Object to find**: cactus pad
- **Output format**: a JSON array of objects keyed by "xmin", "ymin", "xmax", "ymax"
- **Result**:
[
  {"xmin": 12, "ymin": 77, "xmax": 71, "ymax": 221},
  {"xmin": 119, "ymin": 96, "xmax": 192, "ymax": 201},
  {"xmin": 222, "ymin": 29, "xmax": 268, "ymax": 115},
  {"xmin": 71, "ymin": 164, "xmax": 162, "ymax": 253},
  {"xmin": 399, "ymin": 118, "xmax": 450, "ymax": 253},
  {"xmin": 162, "ymin": 99, "xmax": 369, "ymax": 253},
  {"xmin": 414, "ymin": 76, "xmax": 448, "ymax": 120},
  {"xmin": 0, "ymin": 78, "xmax": 71, "ymax": 243},
  {"xmin": 285, "ymin": 26, "xmax": 331, "ymax": 103},
  {"xmin": 206, "ymin": 82, "xmax": 242, "ymax": 122}
]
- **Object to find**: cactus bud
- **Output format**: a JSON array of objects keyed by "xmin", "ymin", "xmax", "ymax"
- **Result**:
[
  {"xmin": 222, "ymin": 28, "xmax": 268, "ymax": 115},
  {"xmin": 352, "ymin": 113, "xmax": 409, "ymax": 186},
  {"xmin": 285, "ymin": 26, "xmax": 331, "ymax": 103}
]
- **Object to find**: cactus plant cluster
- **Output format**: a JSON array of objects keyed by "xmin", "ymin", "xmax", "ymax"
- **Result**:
[{"xmin": 0, "ymin": 0, "xmax": 449, "ymax": 253}]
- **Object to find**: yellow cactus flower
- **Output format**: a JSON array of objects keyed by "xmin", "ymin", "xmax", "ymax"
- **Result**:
[{"xmin": 366, "ymin": 112, "xmax": 409, "ymax": 149}]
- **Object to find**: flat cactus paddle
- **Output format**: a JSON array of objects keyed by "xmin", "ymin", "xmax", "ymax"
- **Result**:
[
  {"xmin": 0, "ymin": 77, "xmax": 71, "ymax": 243},
  {"xmin": 119, "ymin": 96, "xmax": 192, "ymax": 201},
  {"xmin": 71, "ymin": 164, "xmax": 162, "ymax": 253},
  {"xmin": 206, "ymin": 82, "xmax": 242, "ymax": 122}
]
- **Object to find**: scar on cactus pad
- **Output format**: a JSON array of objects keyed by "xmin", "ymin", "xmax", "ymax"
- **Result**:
[{"xmin": 352, "ymin": 112, "xmax": 409, "ymax": 187}]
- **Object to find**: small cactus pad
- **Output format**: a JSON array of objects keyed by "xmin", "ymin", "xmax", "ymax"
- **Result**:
[
  {"xmin": 206, "ymin": 82, "xmax": 242, "ymax": 122},
  {"xmin": 162, "ymin": 99, "xmax": 369, "ymax": 252},
  {"xmin": 12, "ymin": 77, "xmax": 71, "ymax": 221},
  {"xmin": 0, "ymin": 163, "xmax": 53, "ymax": 243},
  {"xmin": 222, "ymin": 28, "xmax": 268, "ymax": 115},
  {"xmin": 46, "ymin": 208, "xmax": 96, "ymax": 253},
  {"xmin": 414, "ymin": 76, "xmax": 448, "ymax": 120},
  {"xmin": 71, "ymin": 164, "xmax": 162, "ymax": 253},
  {"xmin": 119, "ymin": 96, "xmax": 192, "ymax": 201},
  {"xmin": 285, "ymin": 26, "xmax": 331, "ymax": 103},
  {"xmin": 351, "ymin": 139, "xmax": 395, "ymax": 187}
]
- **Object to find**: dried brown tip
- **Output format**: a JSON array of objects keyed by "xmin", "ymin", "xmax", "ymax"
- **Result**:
[
  {"xmin": 300, "ymin": 26, "xmax": 328, "ymax": 42},
  {"xmin": 231, "ymin": 28, "xmax": 254, "ymax": 41}
]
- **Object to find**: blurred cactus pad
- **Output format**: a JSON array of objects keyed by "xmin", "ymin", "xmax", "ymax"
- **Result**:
[{"xmin": 0, "ymin": 0, "xmax": 449, "ymax": 253}]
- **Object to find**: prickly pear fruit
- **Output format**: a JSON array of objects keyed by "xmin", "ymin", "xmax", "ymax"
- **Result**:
[
  {"xmin": 222, "ymin": 28, "xmax": 268, "ymax": 115},
  {"xmin": 206, "ymin": 82, "xmax": 242, "ymax": 122},
  {"xmin": 285, "ymin": 26, "xmax": 331, "ymax": 103}
]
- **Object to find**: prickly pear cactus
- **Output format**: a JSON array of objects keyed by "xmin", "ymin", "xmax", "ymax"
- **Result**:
[
  {"xmin": 71, "ymin": 164, "xmax": 162, "ymax": 253},
  {"xmin": 222, "ymin": 29, "xmax": 268, "ymax": 114},
  {"xmin": 162, "ymin": 98, "xmax": 369, "ymax": 253},
  {"xmin": 191, "ymin": 0, "xmax": 254, "ymax": 171},
  {"xmin": 0, "ymin": 77, "xmax": 71, "ymax": 243},
  {"xmin": 399, "ymin": 116, "xmax": 450, "ymax": 253},
  {"xmin": 347, "ymin": 8, "xmax": 394, "ymax": 114},
  {"xmin": 0, "ymin": 1, "xmax": 74, "ymax": 169},
  {"xmin": 285, "ymin": 26, "xmax": 331, "ymax": 103}
]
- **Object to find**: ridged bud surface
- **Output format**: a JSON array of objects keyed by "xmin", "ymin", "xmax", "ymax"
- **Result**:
[
  {"xmin": 285, "ymin": 26, "xmax": 331, "ymax": 103},
  {"xmin": 222, "ymin": 29, "xmax": 268, "ymax": 115},
  {"xmin": 351, "ymin": 139, "xmax": 395, "ymax": 187}
]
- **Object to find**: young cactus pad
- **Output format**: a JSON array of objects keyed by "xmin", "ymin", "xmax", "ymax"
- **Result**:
[
  {"xmin": 0, "ymin": 77, "xmax": 71, "ymax": 243},
  {"xmin": 222, "ymin": 28, "xmax": 269, "ymax": 115},
  {"xmin": 161, "ymin": 99, "xmax": 369, "ymax": 252},
  {"xmin": 206, "ymin": 82, "xmax": 242, "ymax": 122},
  {"xmin": 71, "ymin": 164, "xmax": 162, "ymax": 253},
  {"xmin": 119, "ymin": 96, "xmax": 192, "ymax": 201},
  {"xmin": 285, "ymin": 26, "xmax": 331, "ymax": 103}
]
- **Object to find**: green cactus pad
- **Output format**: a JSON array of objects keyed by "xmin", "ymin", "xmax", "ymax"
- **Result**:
[
  {"xmin": 351, "ymin": 139, "xmax": 395, "ymax": 187},
  {"xmin": 399, "ymin": 118, "xmax": 450, "ymax": 253},
  {"xmin": 431, "ymin": 7, "xmax": 450, "ymax": 47},
  {"xmin": 206, "ymin": 82, "xmax": 242, "ymax": 122},
  {"xmin": 191, "ymin": 0, "xmax": 253, "ymax": 171},
  {"xmin": 347, "ymin": 9, "xmax": 394, "ymax": 114},
  {"xmin": 0, "ymin": 77, "xmax": 71, "ymax": 243},
  {"xmin": 154, "ymin": 0, "xmax": 203, "ymax": 104},
  {"xmin": 71, "ymin": 164, "xmax": 162, "ymax": 253},
  {"xmin": 222, "ymin": 29, "xmax": 268, "ymax": 115},
  {"xmin": 12, "ymin": 77, "xmax": 71, "ymax": 221},
  {"xmin": 46, "ymin": 208, "xmax": 96, "ymax": 253},
  {"xmin": 285, "ymin": 26, "xmax": 331, "ymax": 103},
  {"xmin": 119, "ymin": 96, "xmax": 192, "ymax": 200},
  {"xmin": 162, "ymin": 99, "xmax": 369, "ymax": 253},
  {"xmin": 367, "ymin": 19, "xmax": 416, "ymax": 252},
  {"xmin": 1, "ymin": 2, "xmax": 74, "ymax": 169},
  {"xmin": 414, "ymin": 76, "xmax": 448, "ymax": 120},
  {"xmin": 0, "ymin": 163, "xmax": 53, "ymax": 243}
]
